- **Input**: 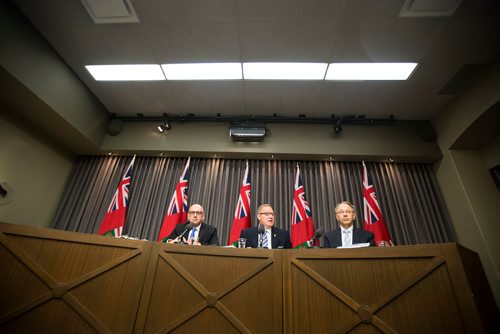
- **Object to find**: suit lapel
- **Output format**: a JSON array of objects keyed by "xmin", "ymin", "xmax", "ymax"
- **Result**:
[
  {"xmin": 271, "ymin": 227, "xmax": 276, "ymax": 249},
  {"xmin": 253, "ymin": 227, "xmax": 259, "ymax": 247},
  {"xmin": 352, "ymin": 228, "xmax": 359, "ymax": 244},
  {"xmin": 334, "ymin": 229, "xmax": 342, "ymax": 247},
  {"xmin": 198, "ymin": 223, "xmax": 205, "ymax": 242}
]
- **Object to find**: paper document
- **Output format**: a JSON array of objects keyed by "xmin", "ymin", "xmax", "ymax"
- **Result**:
[{"xmin": 337, "ymin": 243, "xmax": 370, "ymax": 249}]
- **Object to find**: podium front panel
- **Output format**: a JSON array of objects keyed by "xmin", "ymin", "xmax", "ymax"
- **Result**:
[{"xmin": 136, "ymin": 245, "xmax": 283, "ymax": 334}]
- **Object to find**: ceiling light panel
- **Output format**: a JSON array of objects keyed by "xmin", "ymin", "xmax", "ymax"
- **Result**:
[
  {"xmin": 161, "ymin": 63, "xmax": 242, "ymax": 80},
  {"xmin": 243, "ymin": 62, "xmax": 328, "ymax": 80},
  {"xmin": 85, "ymin": 64, "xmax": 165, "ymax": 81},
  {"xmin": 325, "ymin": 63, "xmax": 418, "ymax": 80}
]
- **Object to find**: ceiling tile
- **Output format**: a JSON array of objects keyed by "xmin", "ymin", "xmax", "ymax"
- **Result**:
[
  {"xmin": 133, "ymin": 0, "xmax": 188, "ymax": 22},
  {"xmin": 143, "ymin": 22, "xmax": 197, "ymax": 62},
  {"xmin": 239, "ymin": 20, "xmax": 287, "ymax": 61},
  {"xmin": 288, "ymin": 0, "xmax": 347, "ymax": 19},
  {"xmin": 285, "ymin": 19, "xmax": 342, "ymax": 61},
  {"xmin": 190, "ymin": 21, "xmax": 241, "ymax": 60},
  {"xmin": 184, "ymin": 0, "xmax": 237, "ymax": 20},
  {"xmin": 236, "ymin": 0, "xmax": 289, "ymax": 19}
]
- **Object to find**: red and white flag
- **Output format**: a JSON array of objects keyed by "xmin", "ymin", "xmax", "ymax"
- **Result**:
[
  {"xmin": 291, "ymin": 164, "xmax": 316, "ymax": 248},
  {"xmin": 228, "ymin": 162, "xmax": 251, "ymax": 245},
  {"xmin": 157, "ymin": 158, "xmax": 190, "ymax": 242},
  {"xmin": 362, "ymin": 161, "xmax": 394, "ymax": 246},
  {"xmin": 98, "ymin": 156, "xmax": 136, "ymax": 237}
]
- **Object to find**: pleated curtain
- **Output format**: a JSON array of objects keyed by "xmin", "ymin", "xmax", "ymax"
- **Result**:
[{"xmin": 52, "ymin": 156, "xmax": 456, "ymax": 246}]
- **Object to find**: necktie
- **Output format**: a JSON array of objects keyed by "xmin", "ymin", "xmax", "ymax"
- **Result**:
[
  {"xmin": 262, "ymin": 231, "xmax": 269, "ymax": 248},
  {"xmin": 189, "ymin": 227, "xmax": 196, "ymax": 240},
  {"xmin": 343, "ymin": 230, "xmax": 351, "ymax": 247}
]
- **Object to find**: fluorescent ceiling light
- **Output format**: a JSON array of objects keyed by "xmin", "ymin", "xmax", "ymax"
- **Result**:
[
  {"xmin": 325, "ymin": 63, "xmax": 418, "ymax": 80},
  {"xmin": 243, "ymin": 62, "xmax": 328, "ymax": 80},
  {"xmin": 85, "ymin": 64, "xmax": 165, "ymax": 81},
  {"xmin": 161, "ymin": 63, "xmax": 242, "ymax": 80}
]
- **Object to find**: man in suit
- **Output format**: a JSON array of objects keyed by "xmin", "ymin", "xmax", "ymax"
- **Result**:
[
  {"xmin": 240, "ymin": 204, "xmax": 292, "ymax": 249},
  {"xmin": 324, "ymin": 201, "xmax": 375, "ymax": 248},
  {"xmin": 166, "ymin": 204, "xmax": 219, "ymax": 246}
]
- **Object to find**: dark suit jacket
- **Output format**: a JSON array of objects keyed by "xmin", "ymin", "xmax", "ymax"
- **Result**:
[
  {"xmin": 323, "ymin": 227, "xmax": 375, "ymax": 248},
  {"xmin": 239, "ymin": 225, "xmax": 292, "ymax": 249},
  {"xmin": 167, "ymin": 222, "xmax": 220, "ymax": 246}
]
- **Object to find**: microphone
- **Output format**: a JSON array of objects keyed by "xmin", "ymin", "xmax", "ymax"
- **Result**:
[
  {"xmin": 176, "ymin": 222, "xmax": 194, "ymax": 243},
  {"xmin": 257, "ymin": 224, "xmax": 265, "ymax": 248},
  {"xmin": 308, "ymin": 227, "xmax": 324, "ymax": 248}
]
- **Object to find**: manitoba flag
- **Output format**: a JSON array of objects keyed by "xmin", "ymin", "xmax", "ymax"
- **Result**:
[
  {"xmin": 228, "ymin": 162, "xmax": 252, "ymax": 245},
  {"xmin": 291, "ymin": 164, "xmax": 316, "ymax": 248},
  {"xmin": 157, "ymin": 158, "xmax": 190, "ymax": 242},
  {"xmin": 98, "ymin": 156, "xmax": 136, "ymax": 237},
  {"xmin": 362, "ymin": 162, "xmax": 394, "ymax": 246}
]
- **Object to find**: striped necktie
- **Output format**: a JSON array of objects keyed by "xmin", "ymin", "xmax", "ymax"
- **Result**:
[
  {"xmin": 262, "ymin": 231, "xmax": 269, "ymax": 248},
  {"xmin": 343, "ymin": 230, "xmax": 351, "ymax": 247}
]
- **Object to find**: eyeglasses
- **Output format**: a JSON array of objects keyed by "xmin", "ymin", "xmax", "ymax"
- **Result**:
[
  {"xmin": 336, "ymin": 210, "xmax": 354, "ymax": 215},
  {"xmin": 188, "ymin": 211, "xmax": 204, "ymax": 215},
  {"xmin": 259, "ymin": 212, "xmax": 275, "ymax": 216}
]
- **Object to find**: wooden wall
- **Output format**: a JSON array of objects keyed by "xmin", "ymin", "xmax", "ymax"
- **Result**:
[{"xmin": 1, "ymin": 222, "xmax": 497, "ymax": 333}]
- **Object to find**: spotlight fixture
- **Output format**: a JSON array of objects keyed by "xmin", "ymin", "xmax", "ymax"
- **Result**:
[{"xmin": 157, "ymin": 119, "xmax": 171, "ymax": 133}]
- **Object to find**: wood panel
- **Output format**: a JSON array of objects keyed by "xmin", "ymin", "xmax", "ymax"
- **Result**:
[
  {"xmin": 283, "ymin": 244, "xmax": 487, "ymax": 334},
  {"xmin": 2, "ymin": 222, "xmax": 496, "ymax": 333},
  {"xmin": 0, "ymin": 222, "xmax": 151, "ymax": 333},
  {"xmin": 135, "ymin": 245, "xmax": 283, "ymax": 334}
]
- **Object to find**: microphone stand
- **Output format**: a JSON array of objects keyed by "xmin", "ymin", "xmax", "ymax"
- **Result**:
[
  {"xmin": 309, "ymin": 236, "xmax": 319, "ymax": 249},
  {"xmin": 175, "ymin": 223, "xmax": 193, "ymax": 244},
  {"xmin": 257, "ymin": 225, "xmax": 265, "ymax": 248}
]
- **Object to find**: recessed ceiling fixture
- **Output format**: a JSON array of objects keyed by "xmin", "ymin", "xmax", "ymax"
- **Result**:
[
  {"xmin": 243, "ymin": 62, "xmax": 328, "ymax": 80},
  {"xmin": 399, "ymin": 0, "xmax": 462, "ymax": 17},
  {"xmin": 80, "ymin": 0, "xmax": 139, "ymax": 24},
  {"xmin": 86, "ymin": 63, "xmax": 419, "ymax": 81},
  {"xmin": 85, "ymin": 65, "xmax": 165, "ymax": 81},
  {"xmin": 325, "ymin": 63, "xmax": 418, "ymax": 80},
  {"xmin": 161, "ymin": 63, "xmax": 242, "ymax": 80}
]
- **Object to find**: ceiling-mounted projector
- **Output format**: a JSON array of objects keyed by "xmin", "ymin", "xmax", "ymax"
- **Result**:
[{"xmin": 229, "ymin": 127, "xmax": 266, "ymax": 142}]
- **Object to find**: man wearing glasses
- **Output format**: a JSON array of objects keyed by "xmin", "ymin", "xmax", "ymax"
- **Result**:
[
  {"xmin": 239, "ymin": 204, "xmax": 292, "ymax": 249},
  {"xmin": 166, "ymin": 204, "xmax": 220, "ymax": 246},
  {"xmin": 324, "ymin": 201, "xmax": 375, "ymax": 248}
]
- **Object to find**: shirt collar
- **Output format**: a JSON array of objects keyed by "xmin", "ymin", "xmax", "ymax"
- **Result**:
[{"xmin": 340, "ymin": 225, "xmax": 353, "ymax": 233}]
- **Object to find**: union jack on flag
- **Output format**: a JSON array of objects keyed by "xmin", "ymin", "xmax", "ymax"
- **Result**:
[
  {"xmin": 362, "ymin": 161, "xmax": 393, "ymax": 246},
  {"xmin": 228, "ymin": 162, "xmax": 251, "ymax": 245},
  {"xmin": 98, "ymin": 156, "xmax": 136, "ymax": 237},
  {"xmin": 157, "ymin": 157, "xmax": 190, "ymax": 242},
  {"xmin": 291, "ymin": 164, "xmax": 316, "ymax": 248}
]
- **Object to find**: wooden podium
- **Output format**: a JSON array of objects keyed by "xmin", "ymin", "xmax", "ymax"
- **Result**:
[
  {"xmin": 134, "ymin": 244, "xmax": 283, "ymax": 333},
  {"xmin": 1, "ymin": 222, "xmax": 497, "ymax": 333},
  {"xmin": 283, "ymin": 245, "xmax": 498, "ymax": 333}
]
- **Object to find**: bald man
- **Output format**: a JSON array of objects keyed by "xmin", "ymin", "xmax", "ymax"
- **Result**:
[{"xmin": 166, "ymin": 204, "xmax": 219, "ymax": 246}]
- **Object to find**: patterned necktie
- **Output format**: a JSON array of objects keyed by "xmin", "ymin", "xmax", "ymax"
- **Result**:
[
  {"xmin": 262, "ymin": 231, "xmax": 269, "ymax": 248},
  {"xmin": 343, "ymin": 230, "xmax": 351, "ymax": 247},
  {"xmin": 189, "ymin": 227, "xmax": 196, "ymax": 240}
]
